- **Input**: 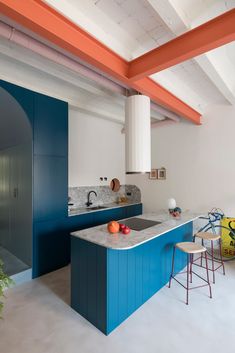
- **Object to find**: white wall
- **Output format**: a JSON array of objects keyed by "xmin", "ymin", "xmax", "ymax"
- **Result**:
[
  {"xmin": 69, "ymin": 108, "xmax": 125, "ymax": 187},
  {"xmin": 127, "ymin": 105, "xmax": 235, "ymax": 216}
]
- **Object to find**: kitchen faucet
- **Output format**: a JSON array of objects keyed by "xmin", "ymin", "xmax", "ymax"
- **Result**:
[{"xmin": 86, "ymin": 190, "xmax": 97, "ymax": 207}]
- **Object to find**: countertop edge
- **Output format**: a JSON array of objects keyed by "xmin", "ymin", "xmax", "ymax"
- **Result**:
[{"xmin": 68, "ymin": 202, "xmax": 142, "ymax": 217}]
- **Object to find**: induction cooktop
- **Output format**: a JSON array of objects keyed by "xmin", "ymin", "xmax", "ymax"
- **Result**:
[{"xmin": 122, "ymin": 217, "xmax": 162, "ymax": 231}]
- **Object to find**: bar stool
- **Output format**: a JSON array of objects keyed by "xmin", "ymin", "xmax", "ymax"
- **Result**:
[
  {"xmin": 169, "ymin": 242, "xmax": 212, "ymax": 305},
  {"xmin": 193, "ymin": 232, "xmax": 225, "ymax": 283}
]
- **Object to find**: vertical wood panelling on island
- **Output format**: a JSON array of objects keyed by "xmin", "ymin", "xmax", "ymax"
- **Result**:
[{"xmin": 71, "ymin": 221, "xmax": 193, "ymax": 335}]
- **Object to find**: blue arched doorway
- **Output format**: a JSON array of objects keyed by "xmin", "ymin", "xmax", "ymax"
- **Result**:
[{"xmin": 0, "ymin": 87, "xmax": 32, "ymax": 278}]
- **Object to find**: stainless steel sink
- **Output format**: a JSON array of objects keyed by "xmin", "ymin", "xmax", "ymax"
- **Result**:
[{"xmin": 87, "ymin": 206, "xmax": 108, "ymax": 211}]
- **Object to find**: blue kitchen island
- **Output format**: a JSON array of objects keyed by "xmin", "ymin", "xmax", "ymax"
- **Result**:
[{"xmin": 71, "ymin": 213, "xmax": 199, "ymax": 335}]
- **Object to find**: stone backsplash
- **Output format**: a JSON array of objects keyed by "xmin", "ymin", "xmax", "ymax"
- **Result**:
[{"xmin": 68, "ymin": 185, "xmax": 141, "ymax": 208}]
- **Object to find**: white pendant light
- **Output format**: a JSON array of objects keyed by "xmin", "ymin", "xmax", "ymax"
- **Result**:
[{"xmin": 125, "ymin": 95, "xmax": 151, "ymax": 174}]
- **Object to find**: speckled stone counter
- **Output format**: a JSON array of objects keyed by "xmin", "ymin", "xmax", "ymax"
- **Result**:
[
  {"xmin": 68, "ymin": 201, "xmax": 142, "ymax": 217},
  {"xmin": 71, "ymin": 212, "xmax": 200, "ymax": 249},
  {"xmin": 71, "ymin": 211, "xmax": 199, "ymax": 335}
]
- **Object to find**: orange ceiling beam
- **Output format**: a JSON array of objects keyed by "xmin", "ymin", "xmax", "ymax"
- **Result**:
[
  {"xmin": 132, "ymin": 77, "xmax": 201, "ymax": 122},
  {"xmin": 0, "ymin": 0, "xmax": 201, "ymax": 124},
  {"xmin": 0, "ymin": 0, "xmax": 129, "ymax": 81},
  {"xmin": 128, "ymin": 9, "xmax": 235, "ymax": 81}
]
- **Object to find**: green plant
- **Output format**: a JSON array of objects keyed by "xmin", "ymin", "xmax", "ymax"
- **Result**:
[{"xmin": 0, "ymin": 259, "xmax": 14, "ymax": 317}]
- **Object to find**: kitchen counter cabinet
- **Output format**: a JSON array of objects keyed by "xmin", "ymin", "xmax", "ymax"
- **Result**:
[
  {"xmin": 71, "ymin": 213, "xmax": 198, "ymax": 335},
  {"xmin": 67, "ymin": 203, "xmax": 142, "ymax": 233}
]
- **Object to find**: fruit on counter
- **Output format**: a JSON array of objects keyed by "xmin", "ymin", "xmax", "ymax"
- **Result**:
[
  {"xmin": 172, "ymin": 211, "xmax": 180, "ymax": 217},
  {"xmin": 107, "ymin": 221, "xmax": 131, "ymax": 235},
  {"xmin": 107, "ymin": 221, "xmax": 120, "ymax": 234},
  {"xmin": 119, "ymin": 223, "xmax": 126, "ymax": 231},
  {"xmin": 174, "ymin": 207, "xmax": 182, "ymax": 213},
  {"xmin": 170, "ymin": 206, "xmax": 182, "ymax": 217},
  {"xmin": 122, "ymin": 226, "xmax": 131, "ymax": 235}
]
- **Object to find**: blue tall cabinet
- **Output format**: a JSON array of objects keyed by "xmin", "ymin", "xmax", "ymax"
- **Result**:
[{"xmin": 0, "ymin": 80, "xmax": 69, "ymax": 278}]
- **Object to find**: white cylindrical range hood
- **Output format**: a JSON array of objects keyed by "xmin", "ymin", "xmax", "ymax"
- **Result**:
[{"xmin": 125, "ymin": 95, "xmax": 151, "ymax": 174}]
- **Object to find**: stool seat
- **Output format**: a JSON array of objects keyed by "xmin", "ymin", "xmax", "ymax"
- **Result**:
[
  {"xmin": 195, "ymin": 232, "xmax": 220, "ymax": 241},
  {"xmin": 176, "ymin": 242, "xmax": 206, "ymax": 254}
]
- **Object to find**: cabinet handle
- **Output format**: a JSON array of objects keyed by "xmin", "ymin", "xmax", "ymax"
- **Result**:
[{"xmin": 13, "ymin": 187, "xmax": 18, "ymax": 198}]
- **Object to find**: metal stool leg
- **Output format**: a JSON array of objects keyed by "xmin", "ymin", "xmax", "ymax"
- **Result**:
[
  {"xmin": 205, "ymin": 251, "xmax": 212, "ymax": 299},
  {"xmin": 190, "ymin": 254, "xmax": 193, "ymax": 283},
  {"xmin": 169, "ymin": 246, "xmax": 176, "ymax": 288},
  {"xmin": 219, "ymin": 237, "xmax": 225, "ymax": 275},
  {"xmin": 186, "ymin": 254, "xmax": 190, "ymax": 305},
  {"xmin": 211, "ymin": 240, "xmax": 215, "ymax": 284},
  {"xmin": 200, "ymin": 239, "xmax": 203, "ymax": 266}
]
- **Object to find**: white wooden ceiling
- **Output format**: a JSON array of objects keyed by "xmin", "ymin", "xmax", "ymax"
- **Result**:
[
  {"xmin": 0, "ymin": 0, "xmax": 234, "ymax": 123},
  {"xmin": 42, "ymin": 0, "xmax": 235, "ymax": 113}
]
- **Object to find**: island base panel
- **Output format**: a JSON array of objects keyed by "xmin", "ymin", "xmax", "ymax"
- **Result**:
[{"xmin": 71, "ymin": 222, "xmax": 193, "ymax": 335}]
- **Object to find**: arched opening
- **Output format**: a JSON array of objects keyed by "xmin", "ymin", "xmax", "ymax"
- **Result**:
[{"xmin": 0, "ymin": 87, "xmax": 32, "ymax": 278}]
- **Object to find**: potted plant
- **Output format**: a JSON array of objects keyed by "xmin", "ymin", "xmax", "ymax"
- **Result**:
[{"xmin": 0, "ymin": 259, "xmax": 14, "ymax": 318}]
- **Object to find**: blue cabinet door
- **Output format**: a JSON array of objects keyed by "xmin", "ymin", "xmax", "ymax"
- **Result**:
[
  {"xmin": 34, "ymin": 93, "xmax": 68, "ymax": 157},
  {"xmin": 33, "ymin": 217, "xmax": 69, "ymax": 277},
  {"xmin": 125, "ymin": 204, "xmax": 142, "ymax": 218},
  {"xmin": 33, "ymin": 155, "xmax": 68, "ymax": 222},
  {"xmin": 68, "ymin": 213, "xmax": 96, "ymax": 232},
  {"xmin": 93, "ymin": 207, "xmax": 126, "ymax": 225}
]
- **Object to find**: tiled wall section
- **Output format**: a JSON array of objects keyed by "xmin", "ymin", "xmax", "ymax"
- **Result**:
[{"xmin": 69, "ymin": 185, "xmax": 141, "ymax": 208}]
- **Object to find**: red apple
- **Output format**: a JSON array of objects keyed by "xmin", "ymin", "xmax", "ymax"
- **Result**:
[
  {"xmin": 119, "ymin": 223, "xmax": 126, "ymax": 231},
  {"xmin": 122, "ymin": 226, "xmax": 131, "ymax": 235},
  {"xmin": 172, "ymin": 211, "xmax": 180, "ymax": 218}
]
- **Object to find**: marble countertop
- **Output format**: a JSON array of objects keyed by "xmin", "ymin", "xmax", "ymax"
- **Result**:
[
  {"xmin": 71, "ymin": 212, "xmax": 200, "ymax": 250},
  {"xmin": 68, "ymin": 201, "xmax": 141, "ymax": 217}
]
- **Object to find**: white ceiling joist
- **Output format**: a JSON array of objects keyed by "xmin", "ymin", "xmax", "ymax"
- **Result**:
[{"xmin": 147, "ymin": 0, "xmax": 235, "ymax": 106}]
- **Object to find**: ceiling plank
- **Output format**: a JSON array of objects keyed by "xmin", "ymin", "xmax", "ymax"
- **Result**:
[
  {"xmin": 0, "ymin": 0, "xmax": 129, "ymax": 81},
  {"xmin": 147, "ymin": 0, "xmax": 235, "ymax": 105},
  {"xmin": 128, "ymin": 9, "xmax": 235, "ymax": 81},
  {"xmin": 0, "ymin": 0, "xmax": 201, "ymax": 124},
  {"xmin": 196, "ymin": 54, "xmax": 235, "ymax": 105}
]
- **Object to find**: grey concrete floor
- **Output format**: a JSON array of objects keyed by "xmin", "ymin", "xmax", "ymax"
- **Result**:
[{"xmin": 0, "ymin": 260, "xmax": 234, "ymax": 353}]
